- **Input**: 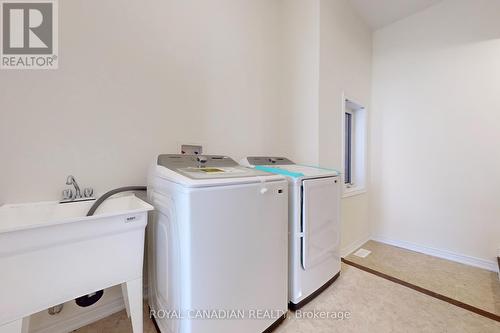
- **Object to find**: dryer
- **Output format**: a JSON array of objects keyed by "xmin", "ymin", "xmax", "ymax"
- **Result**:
[
  {"xmin": 147, "ymin": 154, "xmax": 288, "ymax": 333},
  {"xmin": 241, "ymin": 157, "xmax": 341, "ymax": 310}
]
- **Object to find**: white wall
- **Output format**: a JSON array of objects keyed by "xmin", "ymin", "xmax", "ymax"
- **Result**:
[
  {"xmin": 319, "ymin": 0, "xmax": 372, "ymax": 254},
  {"xmin": 280, "ymin": 0, "xmax": 320, "ymax": 164},
  {"xmin": 0, "ymin": 0, "xmax": 289, "ymax": 204},
  {"xmin": 371, "ymin": 0, "xmax": 500, "ymax": 267},
  {"xmin": 0, "ymin": 0, "xmax": 374, "ymax": 256},
  {"xmin": 0, "ymin": 1, "xmax": 294, "ymax": 330},
  {"xmin": 279, "ymin": 0, "xmax": 373, "ymax": 254},
  {"xmin": 0, "ymin": 1, "xmax": 374, "ymax": 329}
]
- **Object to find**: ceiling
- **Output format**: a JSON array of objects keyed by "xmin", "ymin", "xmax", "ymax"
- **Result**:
[{"xmin": 348, "ymin": 0, "xmax": 442, "ymax": 30}]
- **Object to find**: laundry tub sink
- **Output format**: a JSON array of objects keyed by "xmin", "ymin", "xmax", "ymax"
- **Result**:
[{"xmin": 0, "ymin": 195, "xmax": 153, "ymax": 333}]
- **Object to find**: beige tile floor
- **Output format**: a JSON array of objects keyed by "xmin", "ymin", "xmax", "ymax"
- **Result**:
[
  {"xmin": 75, "ymin": 264, "xmax": 500, "ymax": 333},
  {"xmin": 73, "ymin": 303, "xmax": 157, "ymax": 333},
  {"xmin": 345, "ymin": 240, "xmax": 500, "ymax": 316}
]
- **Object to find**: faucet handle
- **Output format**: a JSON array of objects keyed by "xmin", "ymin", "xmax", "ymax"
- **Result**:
[
  {"xmin": 62, "ymin": 189, "xmax": 74, "ymax": 200},
  {"xmin": 84, "ymin": 187, "xmax": 94, "ymax": 198},
  {"xmin": 66, "ymin": 175, "xmax": 75, "ymax": 185}
]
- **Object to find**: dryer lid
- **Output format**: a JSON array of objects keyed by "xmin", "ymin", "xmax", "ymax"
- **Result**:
[{"xmin": 243, "ymin": 156, "xmax": 339, "ymax": 179}]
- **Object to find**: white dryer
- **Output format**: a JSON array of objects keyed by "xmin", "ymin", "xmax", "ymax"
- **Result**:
[
  {"xmin": 147, "ymin": 154, "xmax": 288, "ymax": 333},
  {"xmin": 241, "ymin": 157, "xmax": 341, "ymax": 310}
]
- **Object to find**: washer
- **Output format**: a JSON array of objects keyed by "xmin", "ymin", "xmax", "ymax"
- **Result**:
[
  {"xmin": 147, "ymin": 154, "xmax": 288, "ymax": 333},
  {"xmin": 241, "ymin": 157, "xmax": 341, "ymax": 310}
]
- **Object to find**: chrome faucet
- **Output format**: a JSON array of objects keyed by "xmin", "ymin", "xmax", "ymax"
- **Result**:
[
  {"xmin": 61, "ymin": 175, "xmax": 94, "ymax": 203},
  {"xmin": 66, "ymin": 175, "xmax": 82, "ymax": 199}
]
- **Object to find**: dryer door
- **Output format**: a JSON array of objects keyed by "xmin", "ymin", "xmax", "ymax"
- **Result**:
[{"xmin": 301, "ymin": 177, "xmax": 340, "ymax": 270}]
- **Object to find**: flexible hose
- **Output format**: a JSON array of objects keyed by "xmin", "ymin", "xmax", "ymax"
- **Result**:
[
  {"xmin": 86, "ymin": 186, "xmax": 147, "ymax": 216},
  {"xmin": 73, "ymin": 186, "xmax": 147, "ymax": 308}
]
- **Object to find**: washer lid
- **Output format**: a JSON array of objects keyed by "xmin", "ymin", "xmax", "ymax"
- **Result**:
[{"xmin": 155, "ymin": 154, "xmax": 284, "ymax": 186}]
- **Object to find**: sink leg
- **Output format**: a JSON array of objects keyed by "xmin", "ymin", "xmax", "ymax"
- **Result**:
[
  {"xmin": 21, "ymin": 318, "xmax": 30, "ymax": 333},
  {"xmin": 125, "ymin": 278, "xmax": 143, "ymax": 333},
  {"xmin": 0, "ymin": 320, "xmax": 21, "ymax": 333},
  {"xmin": 0, "ymin": 317, "xmax": 29, "ymax": 333},
  {"xmin": 121, "ymin": 282, "xmax": 131, "ymax": 318}
]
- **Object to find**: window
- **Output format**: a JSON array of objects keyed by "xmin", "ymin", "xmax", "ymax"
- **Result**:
[
  {"xmin": 342, "ymin": 97, "xmax": 367, "ymax": 196},
  {"xmin": 344, "ymin": 111, "xmax": 353, "ymax": 185}
]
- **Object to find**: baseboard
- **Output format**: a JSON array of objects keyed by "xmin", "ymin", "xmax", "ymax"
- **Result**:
[
  {"xmin": 340, "ymin": 234, "xmax": 371, "ymax": 258},
  {"xmin": 31, "ymin": 297, "xmax": 125, "ymax": 333},
  {"xmin": 372, "ymin": 236, "xmax": 498, "ymax": 273}
]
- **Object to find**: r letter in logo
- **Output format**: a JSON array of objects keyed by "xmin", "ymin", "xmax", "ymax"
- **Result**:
[{"xmin": 1, "ymin": 0, "xmax": 58, "ymax": 69}]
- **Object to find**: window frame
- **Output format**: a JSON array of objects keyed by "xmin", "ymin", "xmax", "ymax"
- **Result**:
[{"xmin": 341, "ymin": 94, "xmax": 367, "ymax": 198}]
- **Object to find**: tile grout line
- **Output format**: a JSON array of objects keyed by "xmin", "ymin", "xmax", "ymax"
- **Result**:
[{"xmin": 341, "ymin": 257, "xmax": 500, "ymax": 323}]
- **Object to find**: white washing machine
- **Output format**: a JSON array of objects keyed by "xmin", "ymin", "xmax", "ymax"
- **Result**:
[
  {"xmin": 241, "ymin": 157, "xmax": 341, "ymax": 310},
  {"xmin": 147, "ymin": 154, "xmax": 288, "ymax": 333}
]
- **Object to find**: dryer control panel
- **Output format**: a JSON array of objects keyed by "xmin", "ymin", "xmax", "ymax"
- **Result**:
[{"xmin": 246, "ymin": 156, "xmax": 294, "ymax": 166}]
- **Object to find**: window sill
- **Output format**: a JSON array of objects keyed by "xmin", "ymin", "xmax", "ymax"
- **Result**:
[{"xmin": 342, "ymin": 186, "xmax": 366, "ymax": 198}]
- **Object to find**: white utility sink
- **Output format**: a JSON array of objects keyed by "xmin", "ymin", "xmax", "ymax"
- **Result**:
[{"xmin": 0, "ymin": 195, "xmax": 153, "ymax": 333}]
